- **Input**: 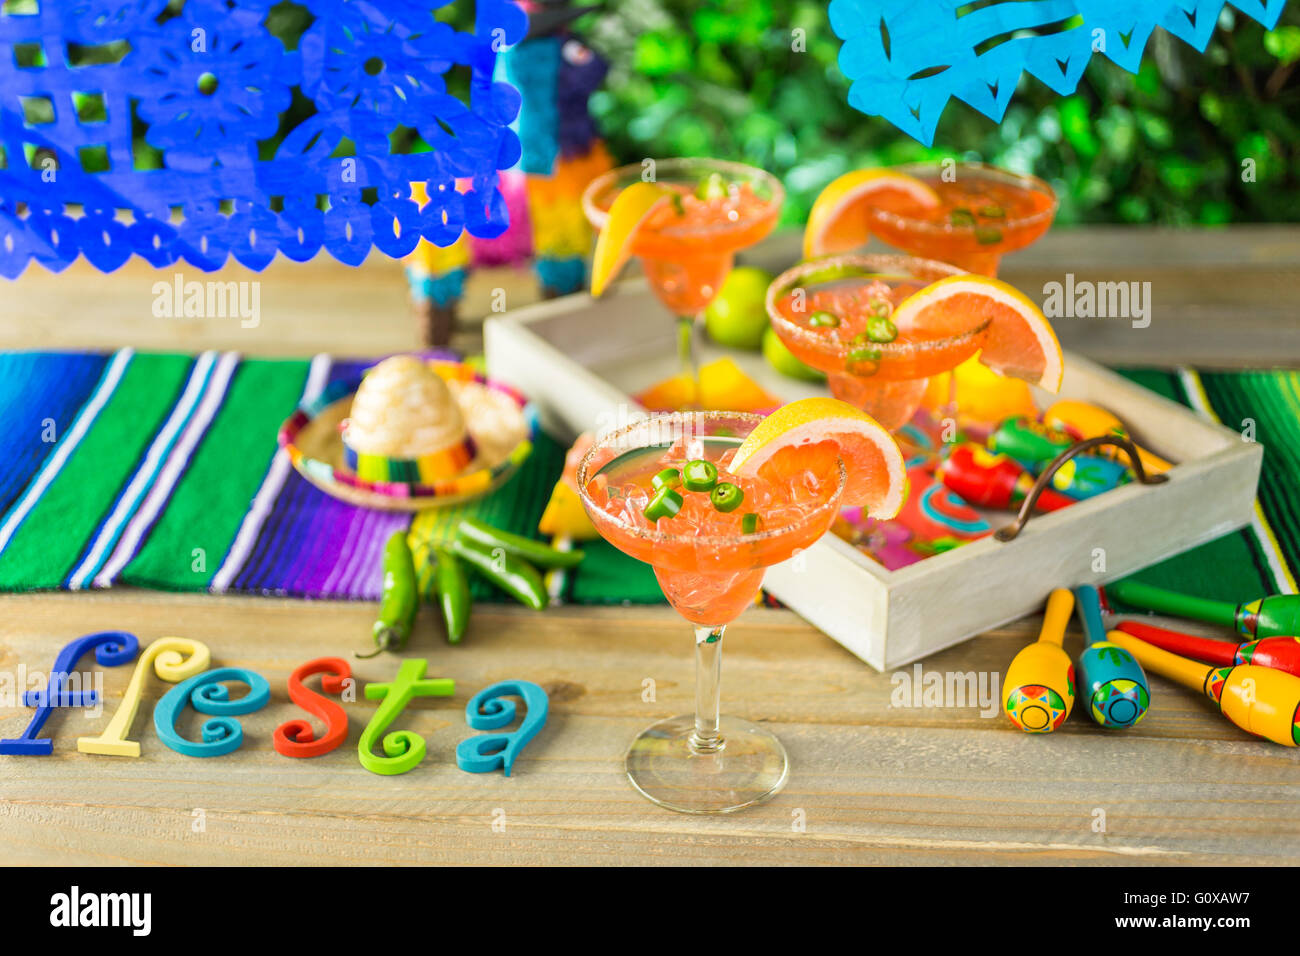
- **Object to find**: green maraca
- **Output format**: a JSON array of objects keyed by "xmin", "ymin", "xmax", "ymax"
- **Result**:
[{"xmin": 1107, "ymin": 579, "xmax": 1300, "ymax": 640}]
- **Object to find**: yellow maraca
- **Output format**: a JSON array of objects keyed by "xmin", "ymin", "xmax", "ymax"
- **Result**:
[
  {"xmin": 1108, "ymin": 630, "xmax": 1300, "ymax": 747},
  {"xmin": 1003, "ymin": 588, "xmax": 1076, "ymax": 733},
  {"xmin": 1042, "ymin": 399, "xmax": 1170, "ymax": 474}
]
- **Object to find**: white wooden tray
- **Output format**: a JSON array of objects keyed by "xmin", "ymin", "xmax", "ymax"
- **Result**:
[{"xmin": 485, "ymin": 281, "xmax": 1263, "ymax": 670}]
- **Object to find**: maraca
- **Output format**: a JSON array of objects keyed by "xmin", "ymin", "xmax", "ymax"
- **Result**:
[
  {"xmin": 1117, "ymin": 620, "xmax": 1300, "ymax": 678},
  {"xmin": 1042, "ymin": 399, "xmax": 1171, "ymax": 474},
  {"xmin": 1108, "ymin": 630, "xmax": 1300, "ymax": 747},
  {"xmin": 1003, "ymin": 589, "xmax": 1076, "ymax": 733},
  {"xmin": 988, "ymin": 416, "xmax": 1133, "ymax": 500},
  {"xmin": 937, "ymin": 444, "xmax": 1075, "ymax": 513},
  {"xmin": 1106, "ymin": 579, "xmax": 1300, "ymax": 640},
  {"xmin": 1048, "ymin": 454, "xmax": 1131, "ymax": 500},
  {"xmin": 988, "ymin": 416, "xmax": 1074, "ymax": 470},
  {"xmin": 1073, "ymin": 585, "xmax": 1149, "ymax": 728}
]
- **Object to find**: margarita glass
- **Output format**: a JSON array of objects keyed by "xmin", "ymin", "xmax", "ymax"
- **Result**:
[
  {"xmin": 577, "ymin": 411, "xmax": 845, "ymax": 813},
  {"xmin": 582, "ymin": 158, "xmax": 783, "ymax": 388},
  {"xmin": 768, "ymin": 254, "xmax": 987, "ymax": 431},
  {"xmin": 865, "ymin": 163, "xmax": 1057, "ymax": 277}
]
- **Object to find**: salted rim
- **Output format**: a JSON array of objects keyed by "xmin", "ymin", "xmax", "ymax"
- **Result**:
[
  {"xmin": 575, "ymin": 411, "xmax": 847, "ymax": 548},
  {"xmin": 581, "ymin": 157, "xmax": 785, "ymax": 240},
  {"xmin": 866, "ymin": 161, "xmax": 1058, "ymax": 236},
  {"xmin": 765, "ymin": 253, "xmax": 991, "ymax": 361}
]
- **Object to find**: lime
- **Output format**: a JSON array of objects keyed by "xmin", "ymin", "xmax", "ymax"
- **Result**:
[
  {"xmin": 762, "ymin": 326, "xmax": 826, "ymax": 383},
  {"xmin": 704, "ymin": 266, "xmax": 773, "ymax": 351}
]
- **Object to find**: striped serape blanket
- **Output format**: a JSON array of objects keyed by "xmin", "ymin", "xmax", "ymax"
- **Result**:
[{"xmin": 0, "ymin": 350, "xmax": 1294, "ymax": 605}]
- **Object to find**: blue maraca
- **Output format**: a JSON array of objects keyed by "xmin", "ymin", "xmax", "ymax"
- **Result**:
[{"xmin": 1073, "ymin": 585, "xmax": 1150, "ymax": 728}]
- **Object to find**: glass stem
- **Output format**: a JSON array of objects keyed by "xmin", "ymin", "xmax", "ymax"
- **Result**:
[
  {"xmin": 691, "ymin": 625, "xmax": 726, "ymax": 754},
  {"xmin": 677, "ymin": 314, "xmax": 700, "ymax": 408},
  {"xmin": 954, "ymin": 251, "xmax": 1002, "ymax": 277}
]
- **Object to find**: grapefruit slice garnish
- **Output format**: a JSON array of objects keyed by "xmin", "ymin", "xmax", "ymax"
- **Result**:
[
  {"xmin": 889, "ymin": 274, "xmax": 1064, "ymax": 392},
  {"xmin": 730, "ymin": 397, "xmax": 908, "ymax": 518},
  {"xmin": 803, "ymin": 169, "xmax": 941, "ymax": 260},
  {"xmin": 589, "ymin": 182, "xmax": 671, "ymax": 298}
]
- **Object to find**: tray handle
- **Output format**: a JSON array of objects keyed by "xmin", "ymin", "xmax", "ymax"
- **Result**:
[{"xmin": 993, "ymin": 435, "xmax": 1169, "ymax": 542}]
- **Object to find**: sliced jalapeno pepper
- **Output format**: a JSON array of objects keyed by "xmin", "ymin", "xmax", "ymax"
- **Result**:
[
  {"xmin": 711, "ymin": 482, "xmax": 744, "ymax": 513},
  {"xmin": 359, "ymin": 531, "xmax": 418, "ymax": 658},
  {"xmin": 741, "ymin": 512, "xmax": 761, "ymax": 534},
  {"xmin": 695, "ymin": 171, "xmax": 729, "ymax": 200},
  {"xmin": 434, "ymin": 545, "xmax": 471, "ymax": 644},
  {"xmin": 644, "ymin": 486, "xmax": 683, "ymax": 522},
  {"xmin": 682, "ymin": 459, "xmax": 718, "ymax": 492},
  {"xmin": 448, "ymin": 538, "xmax": 548, "ymax": 611},
  {"xmin": 808, "ymin": 309, "xmax": 840, "ymax": 328},
  {"xmin": 456, "ymin": 518, "xmax": 584, "ymax": 569},
  {"xmin": 865, "ymin": 315, "xmax": 898, "ymax": 343},
  {"xmin": 652, "ymin": 467, "xmax": 682, "ymax": 491}
]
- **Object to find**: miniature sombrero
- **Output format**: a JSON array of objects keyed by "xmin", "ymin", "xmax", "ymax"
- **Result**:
[{"xmin": 279, "ymin": 356, "xmax": 536, "ymax": 511}]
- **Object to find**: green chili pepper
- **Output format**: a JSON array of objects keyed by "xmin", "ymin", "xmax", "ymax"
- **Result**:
[
  {"xmin": 359, "ymin": 531, "xmax": 418, "ymax": 658},
  {"xmin": 846, "ymin": 342, "xmax": 883, "ymax": 376},
  {"xmin": 670, "ymin": 193, "xmax": 686, "ymax": 217},
  {"xmin": 949, "ymin": 208, "xmax": 975, "ymax": 227},
  {"xmin": 974, "ymin": 225, "xmax": 1004, "ymax": 245},
  {"xmin": 695, "ymin": 171, "xmax": 729, "ymax": 200},
  {"xmin": 682, "ymin": 459, "xmax": 718, "ymax": 492},
  {"xmin": 434, "ymin": 545, "xmax": 471, "ymax": 644},
  {"xmin": 644, "ymin": 486, "xmax": 683, "ymax": 522},
  {"xmin": 808, "ymin": 309, "xmax": 840, "ymax": 328},
  {"xmin": 710, "ymin": 482, "xmax": 744, "ymax": 513},
  {"xmin": 865, "ymin": 315, "xmax": 898, "ymax": 343},
  {"xmin": 868, "ymin": 297, "xmax": 891, "ymax": 318},
  {"xmin": 742, "ymin": 512, "xmax": 761, "ymax": 534},
  {"xmin": 978, "ymin": 204, "xmax": 1006, "ymax": 219},
  {"xmin": 455, "ymin": 518, "xmax": 584, "ymax": 569},
  {"xmin": 448, "ymin": 538, "xmax": 548, "ymax": 611},
  {"xmin": 652, "ymin": 467, "xmax": 682, "ymax": 490}
]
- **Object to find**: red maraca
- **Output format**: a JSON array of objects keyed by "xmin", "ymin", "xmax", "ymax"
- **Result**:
[
  {"xmin": 1117, "ymin": 621, "xmax": 1300, "ymax": 678},
  {"xmin": 937, "ymin": 444, "xmax": 1074, "ymax": 512}
]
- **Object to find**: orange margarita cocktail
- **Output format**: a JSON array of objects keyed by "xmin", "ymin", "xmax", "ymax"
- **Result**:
[
  {"xmin": 577, "ymin": 402, "xmax": 905, "ymax": 813},
  {"xmin": 768, "ymin": 255, "xmax": 1065, "ymax": 432},
  {"xmin": 583, "ymin": 159, "xmax": 783, "ymax": 383},
  {"xmin": 805, "ymin": 163, "xmax": 1057, "ymax": 277}
]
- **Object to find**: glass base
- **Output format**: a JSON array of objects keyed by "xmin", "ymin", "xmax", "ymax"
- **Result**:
[{"xmin": 624, "ymin": 714, "xmax": 789, "ymax": 814}]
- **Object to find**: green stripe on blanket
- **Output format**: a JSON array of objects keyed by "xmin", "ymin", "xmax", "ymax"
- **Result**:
[
  {"xmin": 1201, "ymin": 370, "xmax": 1300, "ymax": 586},
  {"xmin": 0, "ymin": 353, "xmax": 193, "ymax": 589},
  {"xmin": 1112, "ymin": 368, "xmax": 1282, "ymax": 603},
  {"xmin": 119, "ymin": 359, "xmax": 310, "ymax": 591}
]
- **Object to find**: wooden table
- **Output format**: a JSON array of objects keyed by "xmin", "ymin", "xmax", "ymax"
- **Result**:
[{"xmin": 2, "ymin": 227, "xmax": 1299, "ymax": 866}]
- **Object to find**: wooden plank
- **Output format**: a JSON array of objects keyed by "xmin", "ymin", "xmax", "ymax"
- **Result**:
[
  {"xmin": 3, "ymin": 590, "xmax": 1300, "ymax": 866},
  {"xmin": 4, "ymin": 227, "xmax": 1299, "ymax": 366}
]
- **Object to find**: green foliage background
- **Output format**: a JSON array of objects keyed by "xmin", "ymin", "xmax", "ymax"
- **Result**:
[{"xmin": 581, "ymin": 1, "xmax": 1300, "ymax": 226}]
